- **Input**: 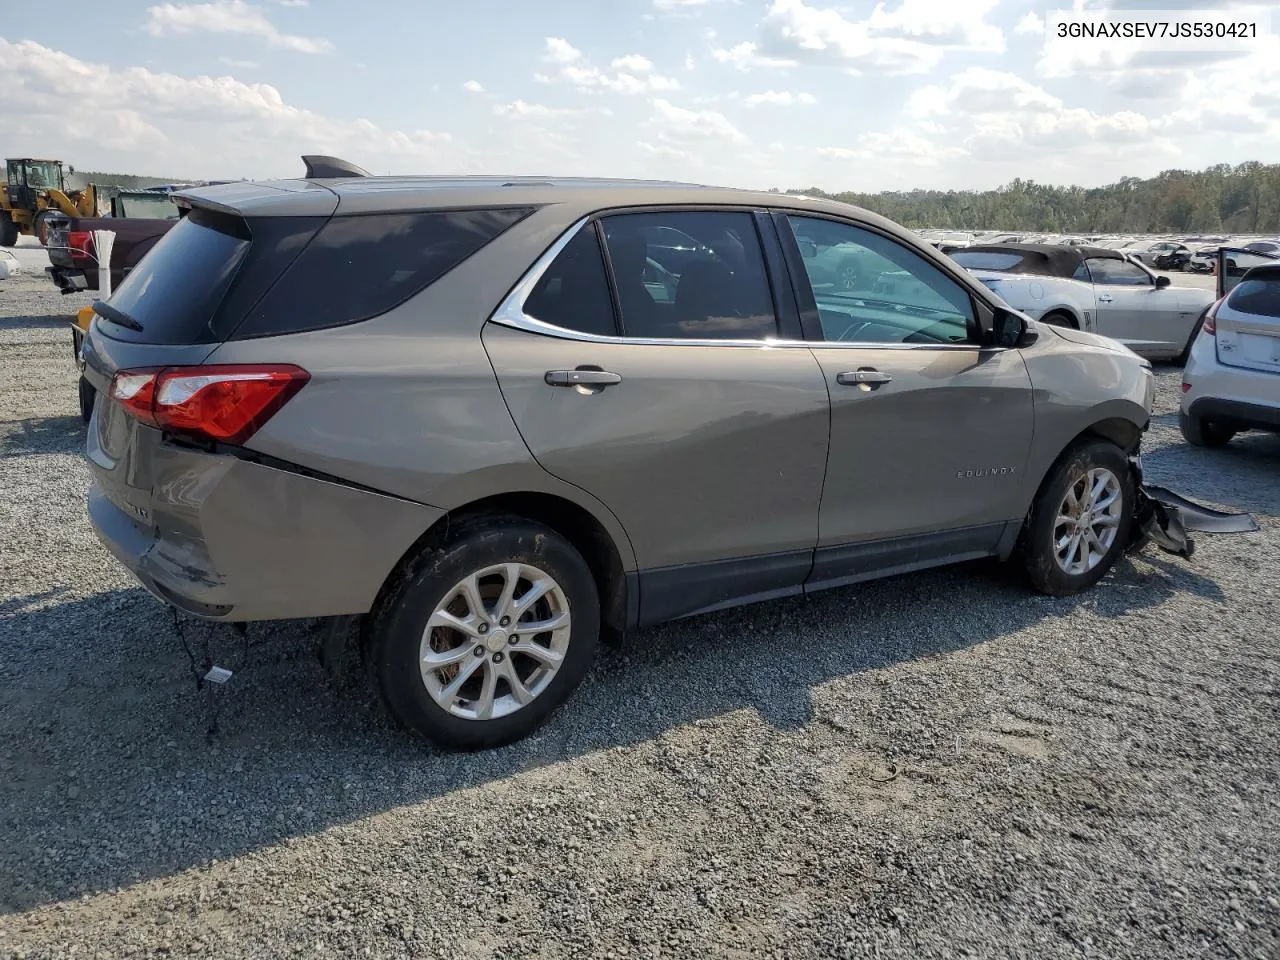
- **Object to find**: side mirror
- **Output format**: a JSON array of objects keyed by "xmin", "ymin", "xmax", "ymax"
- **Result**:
[
  {"xmin": 1155, "ymin": 275, "xmax": 1171, "ymax": 288},
  {"xmin": 993, "ymin": 308, "xmax": 1030, "ymax": 348}
]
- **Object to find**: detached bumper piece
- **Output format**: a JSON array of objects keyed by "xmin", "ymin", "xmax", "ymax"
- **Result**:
[{"xmin": 1131, "ymin": 482, "xmax": 1259, "ymax": 560}]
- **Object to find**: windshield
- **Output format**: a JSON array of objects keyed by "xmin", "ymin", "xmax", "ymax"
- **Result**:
[
  {"xmin": 22, "ymin": 161, "xmax": 63, "ymax": 191},
  {"xmin": 114, "ymin": 193, "xmax": 179, "ymax": 220}
]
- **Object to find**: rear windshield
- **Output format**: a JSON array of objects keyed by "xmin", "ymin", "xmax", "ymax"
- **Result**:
[
  {"xmin": 1227, "ymin": 271, "xmax": 1280, "ymax": 319},
  {"xmin": 951, "ymin": 250, "xmax": 1035, "ymax": 272},
  {"xmin": 97, "ymin": 206, "xmax": 532, "ymax": 344}
]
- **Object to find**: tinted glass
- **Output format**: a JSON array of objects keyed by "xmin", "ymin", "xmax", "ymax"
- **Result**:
[
  {"xmin": 786, "ymin": 216, "xmax": 975, "ymax": 345},
  {"xmin": 523, "ymin": 223, "xmax": 618, "ymax": 337},
  {"xmin": 951, "ymin": 251, "xmax": 1028, "ymax": 271},
  {"xmin": 1086, "ymin": 258, "xmax": 1151, "ymax": 285},
  {"xmin": 99, "ymin": 207, "xmax": 250, "ymax": 344},
  {"xmin": 1227, "ymin": 271, "xmax": 1280, "ymax": 317},
  {"xmin": 236, "ymin": 207, "xmax": 531, "ymax": 339},
  {"xmin": 600, "ymin": 211, "xmax": 778, "ymax": 340},
  {"xmin": 1071, "ymin": 261, "xmax": 1092, "ymax": 282}
]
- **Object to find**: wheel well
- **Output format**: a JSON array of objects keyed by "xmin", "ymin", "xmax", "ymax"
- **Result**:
[
  {"xmin": 376, "ymin": 492, "xmax": 629, "ymax": 634},
  {"xmin": 1078, "ymin": 417, "xmax": 1143, "ymax": 456},
  {"xmin": 1040, "ymin": 308, "xmax": 1079, "ymax": 329}
]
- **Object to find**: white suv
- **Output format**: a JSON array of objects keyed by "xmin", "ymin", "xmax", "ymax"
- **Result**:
[{"xmin": 1181, "ymin": 249, "xmax": 1280, "ymax": 447}]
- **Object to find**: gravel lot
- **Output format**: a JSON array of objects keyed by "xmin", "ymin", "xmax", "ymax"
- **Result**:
[{"xmin": 1, "ymin": 243, "xmax": 1277, "ymax": 959}]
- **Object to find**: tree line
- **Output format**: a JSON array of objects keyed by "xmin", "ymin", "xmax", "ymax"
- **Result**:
[{"xmin": 786, "ymin": 162, "xmax": 1280, "ymax": 235}]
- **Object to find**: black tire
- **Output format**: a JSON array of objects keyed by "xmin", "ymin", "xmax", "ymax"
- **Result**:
[
  {"xmin": 1022, "ymin": 439, "xmax": 1135, "ymax": 596},
  {"xmin": 0, "ymin": 214, "xmax": 17, "ymax": 248},
  {"xmin": 366, "ymin": 516, "xmax": 600, "ymax": 751},
  {"xmin": 1039, "ymin": 310, "xmax": 1076, "ymax": 329},
  {"xmin": 78, "ymin": 376, "xmax": 95, "ymax": 424},
  {"xmin": 1179, "ymin": 410, "xmax": 1235, "ymax": 448}
]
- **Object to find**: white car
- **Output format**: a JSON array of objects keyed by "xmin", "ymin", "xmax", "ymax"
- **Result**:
[
  {"xmin": 1180, "ymin": 247, "xmax": 1280, "ymax": 447},
  {"xmin": 950, "ymin": 243, "xmax": 1214, "ymax": 360},
  {"xmin": 0, "ymin": 249, "xmax": 20, "ymax": 280}
]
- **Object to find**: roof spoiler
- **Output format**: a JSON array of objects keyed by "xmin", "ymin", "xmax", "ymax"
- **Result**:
[{"xmin": 301, "ymin": 155, "xmax": 371, "ymax": 179}]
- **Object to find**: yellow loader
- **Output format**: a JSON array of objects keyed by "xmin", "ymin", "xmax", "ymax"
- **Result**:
[{"xmin": 1, "ymin": 158, "xmax": 103, "ymax": 246}]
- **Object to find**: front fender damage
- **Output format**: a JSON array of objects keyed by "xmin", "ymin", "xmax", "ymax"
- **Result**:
[{"xmin": 1127, "ymin": 456, "xmax": 1259, "ymax": 559}]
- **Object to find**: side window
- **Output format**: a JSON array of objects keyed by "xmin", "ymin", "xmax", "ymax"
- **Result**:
[
  {"xmin": 237, "ymin": 207, "xmax": 532, "ymax": 338},
  {"xmin": 523, "ymin": 223, "xmax": 618, "ymax": 337},
  {"xmin": 1071, "ymin": 261, "xmax": 1092, "ymax": 282},
  {"xmin": 1086, "ymin": 258, "xmax": 1152, "ymax": 286},
  {"xmin": 785, "ymin": 215, "xmax": 975, "ymax": 345},
  {"xmin": 599, "ymin": 211, "xmax": 779, "ymax": 340}
]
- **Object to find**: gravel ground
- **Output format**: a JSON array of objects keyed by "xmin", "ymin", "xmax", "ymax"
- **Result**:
[{"xmin": 1, "ymin": 251, "xmax": 1277, "ymax": 960}]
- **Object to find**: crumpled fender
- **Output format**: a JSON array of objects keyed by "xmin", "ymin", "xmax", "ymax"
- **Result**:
[{"xmin": 1127, "ymin": 456, "xmax": 1259, "ymax": 559}]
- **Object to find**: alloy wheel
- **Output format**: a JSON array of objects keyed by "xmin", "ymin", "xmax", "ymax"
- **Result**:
[
  {"xmin": 1053, "ymin": 467, "xmax": 1124, "ymax": 576},
  {"xmin": 419, "ymin": 562, "xmax": 571, "ymax": 721}
]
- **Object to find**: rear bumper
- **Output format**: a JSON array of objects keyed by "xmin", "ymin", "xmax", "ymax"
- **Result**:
[
  {"xmin": 87, "ymin": 439, "xmax": 446, "ymax": 622},
  {"xmin": 46, "ymin": 265, "xmax": 89, "ymax": 294},
  {"xmin": 1187, "ymin": 397, "xmax": 1280, "ymax": 433}
]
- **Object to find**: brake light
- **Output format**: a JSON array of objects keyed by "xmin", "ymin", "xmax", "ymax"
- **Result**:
[
  {"xmin": 1203, "ymin": 298, "xmax": 1221, "ymax": 336},
  {"xmin": 68, "ymin": 230, "xmax": 93, "ymax": 261},
  {"xmin": 109, "ymin": 364, "xmax": 310, "ymax": 444},
  {"xmin": 1181, "ymin": 382, "xmax": 1191, "ymax": 393}
]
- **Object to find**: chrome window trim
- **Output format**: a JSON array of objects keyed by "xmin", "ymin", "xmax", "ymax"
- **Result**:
[{"xmin": 488, "ymin": 214, "xmax": 999, "ymax": 352}]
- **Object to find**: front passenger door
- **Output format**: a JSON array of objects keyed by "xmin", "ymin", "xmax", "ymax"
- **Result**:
[{"xmin": 778, "ymin": 215, "xmax": 1035, "ymax": 588}]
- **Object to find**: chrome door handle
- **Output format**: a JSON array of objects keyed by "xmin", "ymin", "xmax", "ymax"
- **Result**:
[
  {"xmin": 1097, "ymin": 295, "xmax": 1114, "ymax": 303},
  {"xmin": 544, "ymin": 368, "xmax": 623, "ymax": 387},
  {"xmin": 836, "ymin": 369, "xmax": 893, "ymax": 387}
]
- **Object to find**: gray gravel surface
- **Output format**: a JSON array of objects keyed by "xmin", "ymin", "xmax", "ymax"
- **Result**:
[{"xmin": 1, "ymin": 260, "xmax": 1278, "ymax": 959}]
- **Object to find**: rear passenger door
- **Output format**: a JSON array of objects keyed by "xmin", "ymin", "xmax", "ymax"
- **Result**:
[
  {"xmin": 483, "ymin": 209, "xmax": 832, "ymax": 625},
  {"xmin": 776, "ymin": 213, "xmax": 1035, "ymax": 588}
]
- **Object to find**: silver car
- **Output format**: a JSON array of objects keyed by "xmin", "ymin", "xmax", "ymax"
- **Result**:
[{"xmin": 82, "ymin": 160, "xmax": 1190, "ymax": 749}]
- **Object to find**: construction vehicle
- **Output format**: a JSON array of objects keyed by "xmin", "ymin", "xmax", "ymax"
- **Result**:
[{"xmin": 1, "ymin": 158, "xmax": 105, "ymax": 247}]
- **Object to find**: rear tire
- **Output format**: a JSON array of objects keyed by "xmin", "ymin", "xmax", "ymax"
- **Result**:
[
  {"xmin": 366, "ymin": 517, "xmax": 600, "ymax": 751},
  {"xmin": 0, "ymin": 214, "xmax": 17, "ymax": 248},
  {"xmin": 1039, "ymin": 310, "xmax": 1076, "ymax": 329},
  {"xmin": 1179, "ymin": 410, "xmax": 1235, "ymax": 448},
  {"xmin": 77, "ymin": 376, "xmax": 95, "ymax": 424},
  {"xmin": 1022, "ymin": 439, "xmax": 1134, "ymax": 596}
]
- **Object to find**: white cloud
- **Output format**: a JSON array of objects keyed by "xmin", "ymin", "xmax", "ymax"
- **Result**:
[
  {"xmin": 745, "ymin": 90, "xmax": 816, "ymax": 107},
  {"xmin": 218, "ymin": 55, "xmax": 258, "ymax": 68},
  {"xmin": 462, "ymin": 80, "xmax": 484, "ymax": 93},
  {"xmin": 819, "ymin": 130, "xmax": 963, "ymax": 166},
  {"xmin": 540, "ymin": 37, "xmax": 679, "ymax": 94},
  {"xmin": 647, "ymin": 98, "xmax": 747, "ymax": 144},
  {"xmin": 1014, "ymin": 12, "xmax": 1043, "ymax": 35},
  {"xmin": 715, "ymin": 0, "xmax": 1005, "ymax": 75},
  {"xmin": 684, "ymin": 52, "xmax": 696, "ymax": 70},
  {"xmin": 611, "ymin": 54, "xmax": 653, "ymax": 73},
  {"xmin": 654, "ymin": 0, "xmax": 717, "ymax": 8},
  {"xmin": 144, "ymin": 0, "xmax": 331, "ymax": 53},
  {"xmin": 542, "ymin": 37, "xmax": 583, "ymax": 64},
  {"xmin": 278, "ymin": 0, "xmax": 307, "ymax": 6},
  {"xmin": 0, "ymin": 36, "xmax": 463, "ymax": 177},
  {"xmin": 637, "ymin": 140, "xmax": 693, "ymax": 161},
  {"xmin": 493, "ymin": 100, "xmax": 610, "ymax": 120}
]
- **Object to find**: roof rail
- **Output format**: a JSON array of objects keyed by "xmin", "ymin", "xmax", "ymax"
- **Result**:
[{"xmin": 301, "ymin": 155, "xmax": 372, "ymax": 179}]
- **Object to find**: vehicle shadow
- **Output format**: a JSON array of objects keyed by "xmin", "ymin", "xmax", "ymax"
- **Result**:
[
  {"xmin": 0, "ymin": 415, "xmax": 84, "ymax": 460},
  {"xmin": 0, "ymin": 546, "xmax": 1228, "ymax": 915}
]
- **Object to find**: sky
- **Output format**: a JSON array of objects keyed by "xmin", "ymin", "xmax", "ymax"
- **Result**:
[{"xmin": 2, "ymin": 0, "xmax": 1278, "ymax": 192}]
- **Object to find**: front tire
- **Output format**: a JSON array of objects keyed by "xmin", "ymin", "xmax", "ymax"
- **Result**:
[
  {"xmin": 366, "ymin": 517, "xmax": 600, "ymax": 751},
  {"xmin": 1179, "ymin": 410, "xmax": 1235, "ymax": 448},
  {"xmin": 0, "ymin": 214, "xmax": 17, "ymax": 248},
  {"xmin": 1022, "ymin": 440, "xmax": 1134, "ymax": 596}
]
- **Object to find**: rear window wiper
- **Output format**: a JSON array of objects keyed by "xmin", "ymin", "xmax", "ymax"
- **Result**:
[{"xmin": 92, "ymin": 300, "xmax": 144, "ymax": 332}]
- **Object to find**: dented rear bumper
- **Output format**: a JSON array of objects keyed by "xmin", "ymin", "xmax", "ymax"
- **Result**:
[{"xmin": 1128, "ymin": 456, "xmax": 1259, "ymax": 559}]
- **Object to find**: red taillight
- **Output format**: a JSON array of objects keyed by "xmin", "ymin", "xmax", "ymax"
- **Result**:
[
  {"xmin": 109, "ymin": 364, "xmax": 310, "ymax": 445},
  {"xmin": 1182, "ymin": 382, "xmax": 1191, "ymax": 393},
  {"xmin": 1203, "ymin": 298, "xmax": 1220, "ymax": 336},
  {"xmin": 68, "ymin": 230, "xmax": 93, "ymax": 262}
]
